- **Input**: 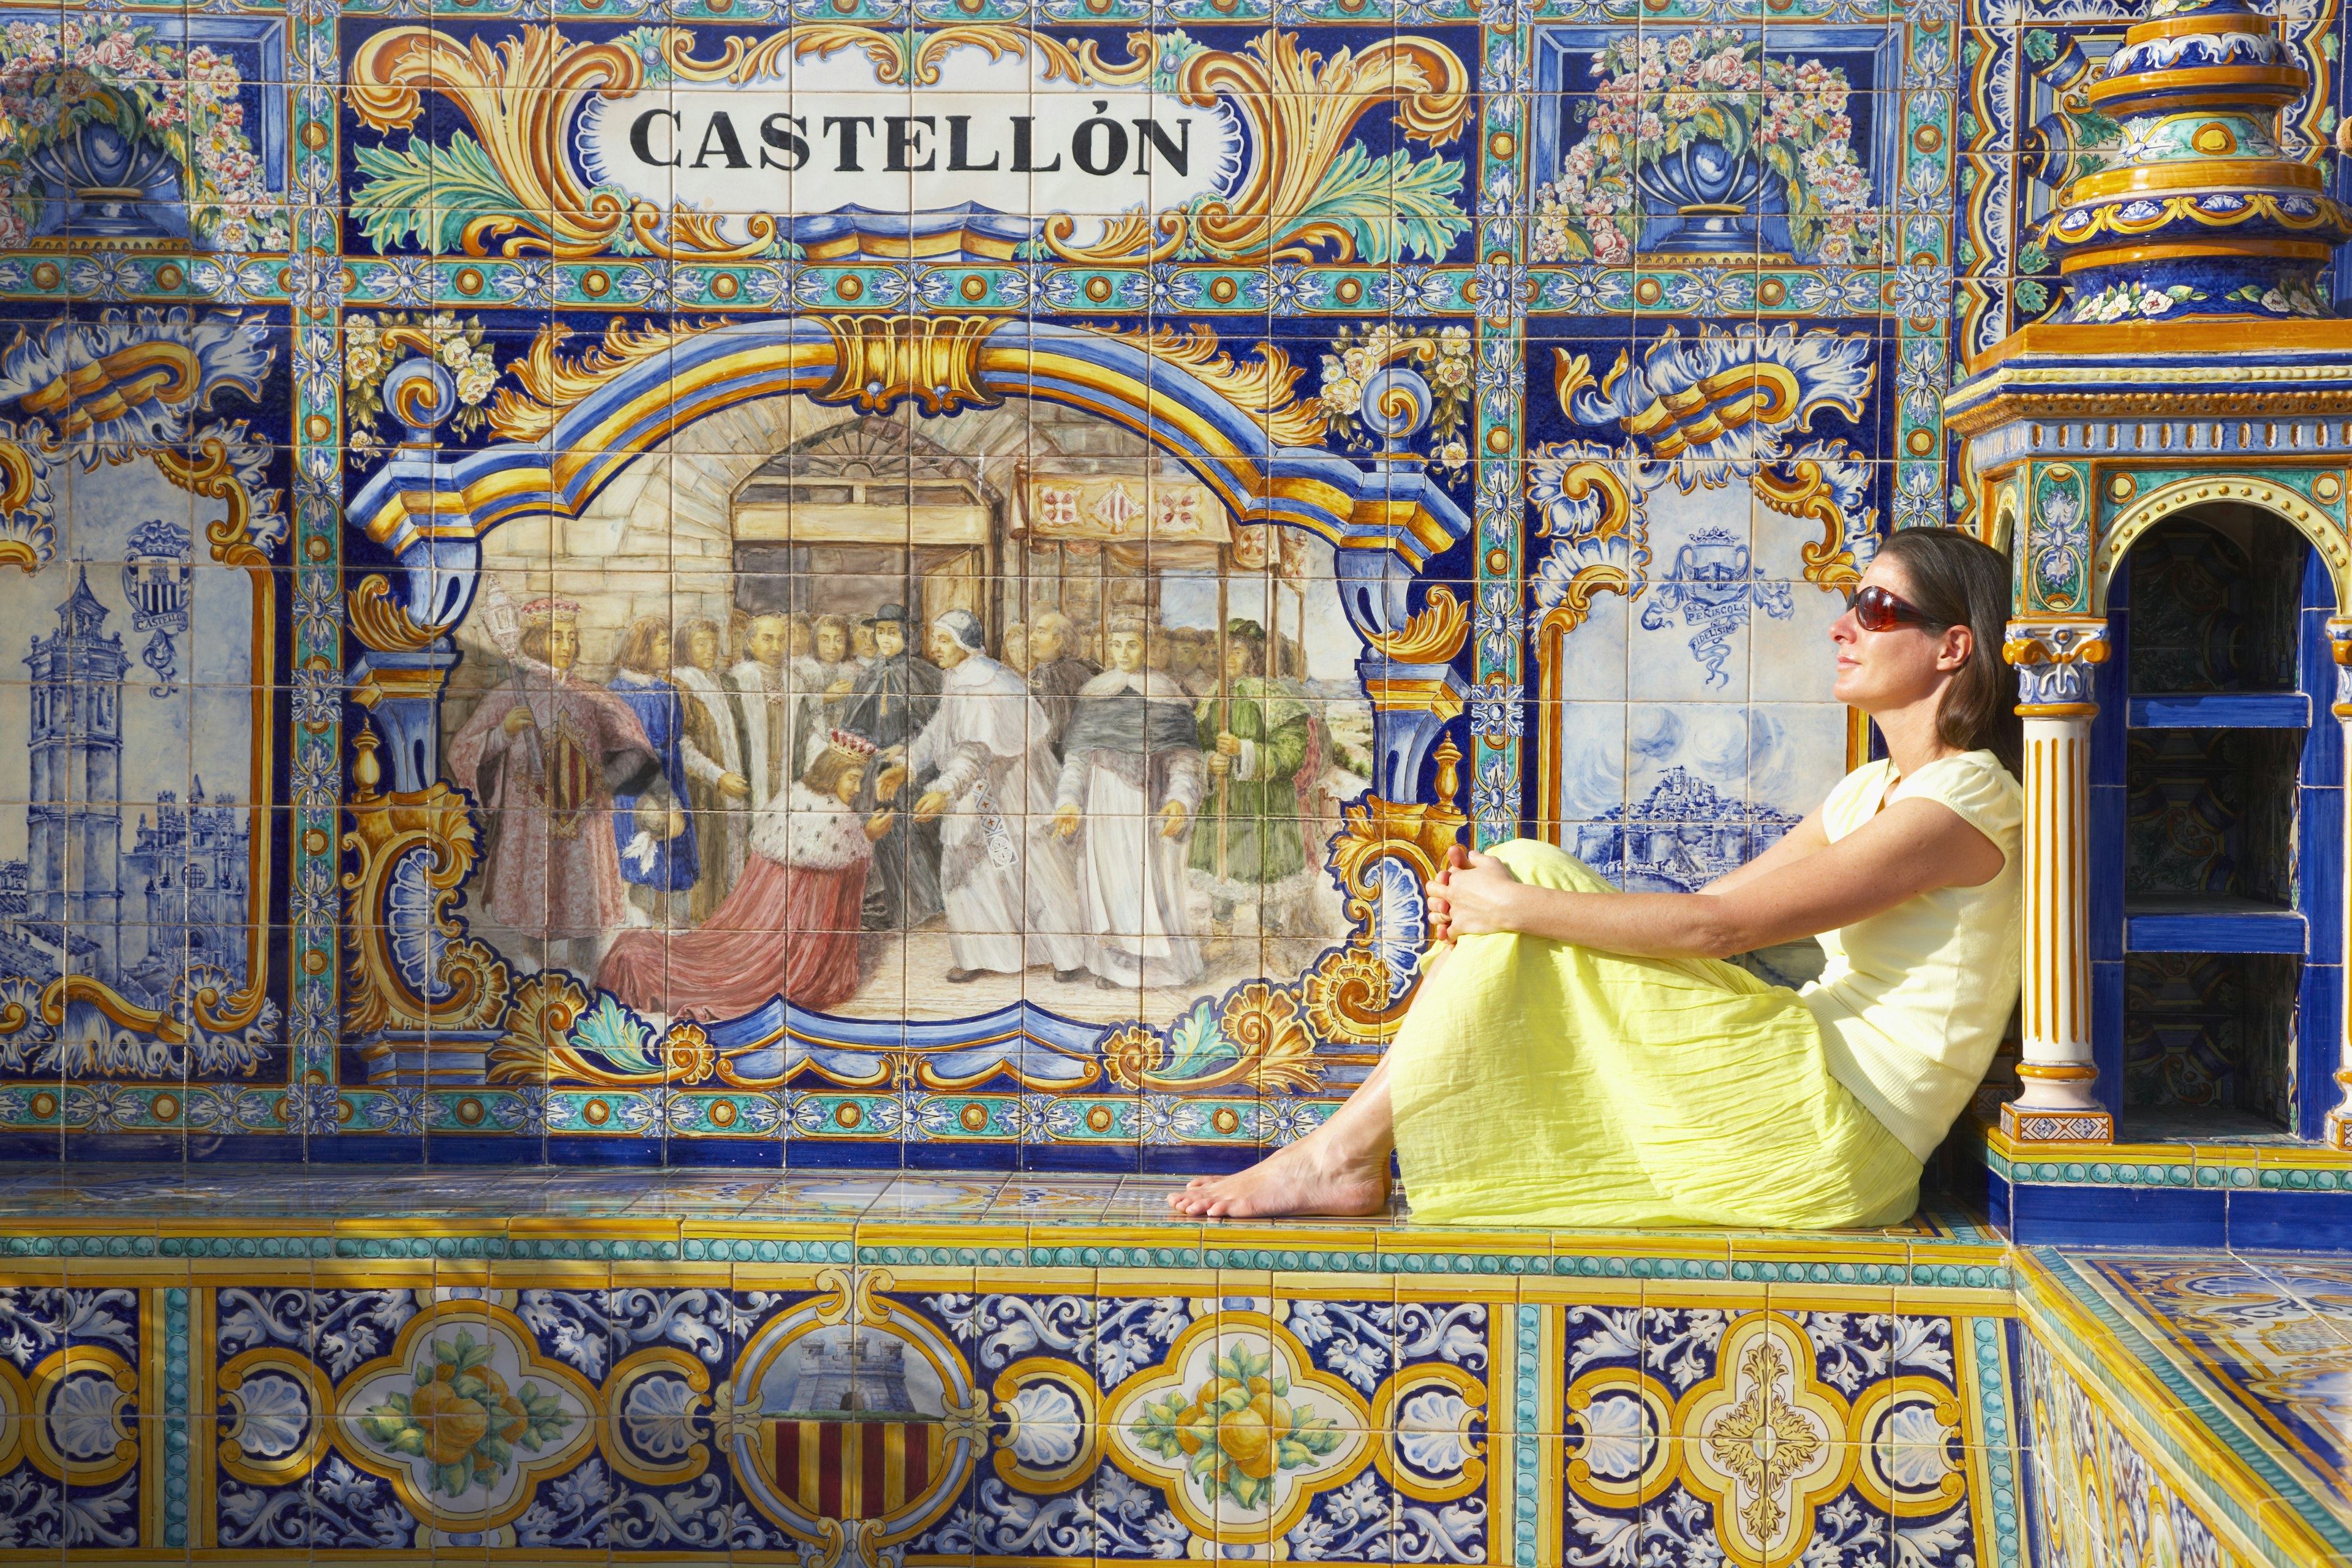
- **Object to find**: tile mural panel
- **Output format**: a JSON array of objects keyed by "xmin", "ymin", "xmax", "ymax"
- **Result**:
[{"xmin": 0, "ymin": 0, "xmax": 2328, "ymax": 1166}]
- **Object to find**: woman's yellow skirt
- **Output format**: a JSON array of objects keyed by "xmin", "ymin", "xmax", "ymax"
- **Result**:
[{"xmin": 1389, "ymin": 840, "xmax": 1921, "ymax": 1229}]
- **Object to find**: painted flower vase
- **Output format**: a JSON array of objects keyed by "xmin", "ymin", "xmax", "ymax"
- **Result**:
[
  {"xmin": 23, "ymin": 111, "xmax": 181, "ymax": 239},
  {"xmin": 1635, "ymin": 134, "xmax": 1770, "ymax": 254}
]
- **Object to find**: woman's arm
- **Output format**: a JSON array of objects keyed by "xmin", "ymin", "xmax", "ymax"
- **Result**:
[
  {"xmin": 1432, "ymin": 796, "xmax": 2005, "ymax": 960},
  {"xmin": 1697, "ymin": 805, "xmax": 1832, "ymax": 896}
]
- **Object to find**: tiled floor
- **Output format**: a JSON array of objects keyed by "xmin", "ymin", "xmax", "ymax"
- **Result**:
[
  {"xmin": 2022, "ymin": 1249, "xmax": 2352, "ymax": 1568},
  {"xmin": 2051, "ymin": 1253, "xmax": 2352, "ymax": 1550}
]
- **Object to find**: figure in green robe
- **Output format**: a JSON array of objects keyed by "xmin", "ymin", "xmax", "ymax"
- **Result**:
[{"xmin": 1189, "ymin": 620, "xmax": 1319, "ymax": 953}]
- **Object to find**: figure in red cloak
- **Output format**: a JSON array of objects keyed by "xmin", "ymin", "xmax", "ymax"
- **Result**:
[{"xmin": 595, "ymin": 730, "xmax": 901, "ymax": 1020}]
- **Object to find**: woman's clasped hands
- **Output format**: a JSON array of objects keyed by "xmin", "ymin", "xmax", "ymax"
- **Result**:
[{"xmin": 1426, "ymin": 842, "xmax": 1525, "ymax": 946}]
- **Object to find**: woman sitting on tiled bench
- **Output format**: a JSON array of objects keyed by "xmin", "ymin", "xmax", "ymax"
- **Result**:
[{"xmin": 1172, "ymin": 529, "xmax": 2025, "ymax": 1229}]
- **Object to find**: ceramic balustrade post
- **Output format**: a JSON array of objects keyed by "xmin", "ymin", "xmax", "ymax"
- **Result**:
[
  {"xmin": 2329, "ymin": 623, "xmax": 2352, "ymax": 1150},
  {"xmin": 2001, "ymin": 622, "xmax": 2116, "ymax": 1142}
]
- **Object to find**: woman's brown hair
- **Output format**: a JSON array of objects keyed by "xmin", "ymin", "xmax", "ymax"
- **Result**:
[{"xmin": 1872, "ymin": 528, "xmax": 2023, "ymax": 779}]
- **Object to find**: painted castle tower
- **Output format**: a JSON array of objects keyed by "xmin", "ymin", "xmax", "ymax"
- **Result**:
[
  {"xmin": 0, "ymin": 569, "xmax": 251, "ymax": 1006},
  {"xmin": 121, "ymin": 780, "xmax": 252, "ymax": 993},
  {"xmin": 23, "ymin": 568, "xmax": 129, "ymax": 982},
  {"xmin": 786, "ymin": 1329, "xmax": 919, "ymax": 1415}
]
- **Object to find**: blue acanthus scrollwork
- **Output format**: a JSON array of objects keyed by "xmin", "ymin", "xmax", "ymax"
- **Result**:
[
  {"xmin": 1531, "ymin": 323, "xmax": 1877, "ymax": 673},
  {"xmin": 1555, "ymin": 322, "xmax": 1875, "ymax": 484},
  {"xmin": 0, "ymin": 307, "xmax": 276, "ymax": 451},
  {"xmin": 1640, "ymin": 527, "xmax": 1796, "ymax": 687},
  {"xmin": 1528, "ymin": 439, "xmax": 1656, "ymax": 625},
  {"xmin": 0, "ymin": 420, "xmax": 58, "ymax": 570}
]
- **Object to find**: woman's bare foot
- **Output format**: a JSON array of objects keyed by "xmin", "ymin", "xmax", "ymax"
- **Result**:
[{"xmin": 1163, "ymin": 1137, "xmax": 1391, "ymax": 1219}]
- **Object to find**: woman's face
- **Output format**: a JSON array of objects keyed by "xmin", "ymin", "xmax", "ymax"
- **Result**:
[{"xmin": 1828, "ymin": 556, "xmax": 1969, "ymax": 714}]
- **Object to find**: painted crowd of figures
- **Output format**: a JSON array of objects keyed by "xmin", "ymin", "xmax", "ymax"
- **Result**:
[{"xmin": 445, "ymin": 597, "xmax": 1343, "ymax": 1021}]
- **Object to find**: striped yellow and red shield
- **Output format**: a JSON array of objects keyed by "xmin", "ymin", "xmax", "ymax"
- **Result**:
[
  {"xmin": 544, "ymin": 715, "xmax": 594, "ymax": 837},
  {"xmin": 767, "ymin": 1419, "xmax": 946, "ymax": 1521}
]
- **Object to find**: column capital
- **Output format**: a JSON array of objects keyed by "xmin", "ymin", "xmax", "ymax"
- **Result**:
[
  {"xmin": 2002, "ymin": 619, "xmax": 2109, "ymax": 666},
  {"xmin": 2329, "ymin": 621, "xmax": 2352, "ymax": 718},
  {"xmin": 2005, "ymin": 620, "xmax": 2108, "ymax": 713}
]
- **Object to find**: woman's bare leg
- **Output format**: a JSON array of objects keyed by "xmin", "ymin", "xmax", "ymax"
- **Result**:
[{"xmin": 1163, "ymin": 1051, "xmax": 1395, "ymax": 1218}]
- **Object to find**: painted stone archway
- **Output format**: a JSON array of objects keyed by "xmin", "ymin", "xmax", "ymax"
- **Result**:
[{"xmin": 337, "ymin": 314, "xmax": 1478, "ymax": 1142}]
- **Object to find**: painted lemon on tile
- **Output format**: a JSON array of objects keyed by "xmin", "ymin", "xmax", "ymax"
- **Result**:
[
  {"xmin": 1129, "ymin": 1342, "xmax": 1345, "ymax": 1510},
  {"xmin": 360, "ymin": 1329, "xmax": 574, "ymax": 1498}
]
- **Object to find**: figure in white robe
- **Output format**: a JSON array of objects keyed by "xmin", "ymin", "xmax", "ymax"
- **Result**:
[
  {"xmin": 1052, "ymin": 619, "xmax": 1207, "ymax": 990},
  {"xmin": 786, "ymin": 647, "xmax": 832, "ymax": 778},
  {"xmin": 905, "ymin": 612, "xmax": 1087, "ymax": 981},
  {"xmin": 723, "ymin": 616, "xmax": 813, "ymax": 856},
  {"xmin": 670, "ymin": 617, "xmax": 754, "ymax": 924}
]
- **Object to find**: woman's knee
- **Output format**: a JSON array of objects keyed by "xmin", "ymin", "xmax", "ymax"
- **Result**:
[{"xmin": 1483, "ymin": 838, "xmax": 1614, "ymax": 893}]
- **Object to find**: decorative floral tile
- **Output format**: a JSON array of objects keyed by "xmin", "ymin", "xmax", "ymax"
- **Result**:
[
  {"xmin": 0, "ymin": 1284, "xmax": 145, "ymax": 1552},
  {"xmin": 1560, "ymin": 1302, "xmax": 1984, "ymax": 1568}
]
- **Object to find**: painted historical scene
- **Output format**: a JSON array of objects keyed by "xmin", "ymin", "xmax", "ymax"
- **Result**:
[{"xmin": 435, "ymin": 396, "xmax": 1377, "ymax": 1037}]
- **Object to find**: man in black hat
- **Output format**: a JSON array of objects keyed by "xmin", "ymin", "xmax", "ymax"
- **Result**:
[{"xmin": 840, "ymin": 602, "xmax": 944, "ymax": 930}]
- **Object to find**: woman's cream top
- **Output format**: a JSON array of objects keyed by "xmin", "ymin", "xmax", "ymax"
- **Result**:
[{"xmin": 1799, "ymin": 749, "xmax": 2024, "ymax": 1161}]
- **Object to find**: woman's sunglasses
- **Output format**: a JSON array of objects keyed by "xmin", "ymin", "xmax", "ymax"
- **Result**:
[{"xmin": 1844, "ymin": 584, "xmax": 1942, "ymax": 633}]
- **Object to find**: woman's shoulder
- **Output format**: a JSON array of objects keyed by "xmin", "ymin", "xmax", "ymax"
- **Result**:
[
  {"xmin": 1821, "ymin": 758, "xmax": 1894, "ymax": 810},
  {"xmin": 1897, "ymin": 750, "xmax": 2024, "ymax": 833}
]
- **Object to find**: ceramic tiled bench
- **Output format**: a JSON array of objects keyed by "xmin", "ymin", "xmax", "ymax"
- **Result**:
[{"xmin": 0, "ymin": 1166, "xmax": 2340, "ymax": 1567}]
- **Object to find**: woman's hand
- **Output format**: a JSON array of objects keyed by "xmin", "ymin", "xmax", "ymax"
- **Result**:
[
  {"xmin": 1428, "ymin": 848, "xmax": 1524, "ymax": 937},
  {"xmin": 1427, "ymin": 843, "xmax": 1466, "ymax": 946}
]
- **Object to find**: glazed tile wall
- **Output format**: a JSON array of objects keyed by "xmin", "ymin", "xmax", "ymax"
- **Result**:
[
  {"xmin": 0, "ymin": 0, "xmax": 2334, "ymax": 1169},
  {"xmin": 2015, "ymin": 1329, "xmax": 2250, "ymax": 1568},
  {"xmin": 8, "ymin": 1169, "xmax": 2352, "ymax": 1567}
]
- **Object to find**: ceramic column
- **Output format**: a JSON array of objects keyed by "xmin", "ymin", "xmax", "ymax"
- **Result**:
[
  {"xmin": 2331, "ymin": 624, "xmax": 2352, "ymax": 1150},
  {"xmin": 2002, "ymin": 622, "xmax": 2116, "ymax": 1142}
]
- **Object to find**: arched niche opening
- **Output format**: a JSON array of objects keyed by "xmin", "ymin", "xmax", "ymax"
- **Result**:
[{"xmin": 2106, "ymin": 502, "xmax": 2333, "ymax": 1138}]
